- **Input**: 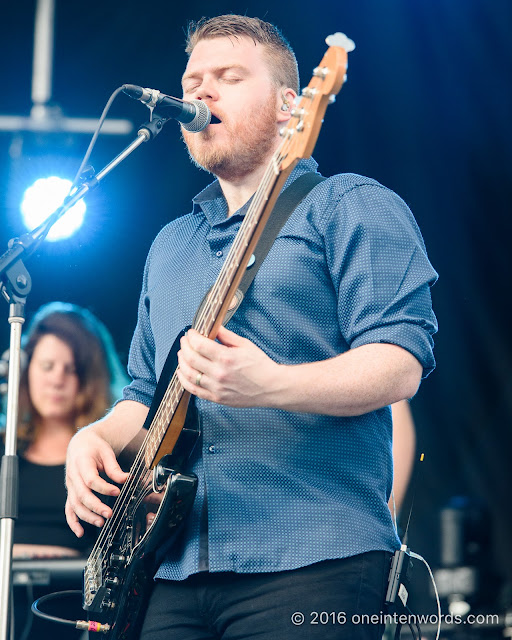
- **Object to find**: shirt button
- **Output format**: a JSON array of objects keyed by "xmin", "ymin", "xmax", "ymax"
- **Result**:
[
  {"xmin": 215, "ymin": 250, "xmax": 223, "ymax": 257},
  {"xmin": 208, "ymin": 445, "xmax": 215, "ymax": 453}
]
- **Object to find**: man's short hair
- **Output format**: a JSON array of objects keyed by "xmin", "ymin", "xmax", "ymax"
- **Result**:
[{"xmin": 185, "ymin": 14, "xmax": 300, "ymax": 94}]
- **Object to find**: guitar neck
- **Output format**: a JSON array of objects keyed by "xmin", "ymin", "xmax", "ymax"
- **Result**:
[
  {"xmin": 142, "ymin": 154, "xmax": 295, "ymax": 467},
  {"xmin": 193, "ymin": 154, "xmax": 296, "ymax": 339}
]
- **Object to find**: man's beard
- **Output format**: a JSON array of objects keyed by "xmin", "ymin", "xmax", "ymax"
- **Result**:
[{"xmin": 182, "ymin": 95, "xmax": 279, "ymax": 180}]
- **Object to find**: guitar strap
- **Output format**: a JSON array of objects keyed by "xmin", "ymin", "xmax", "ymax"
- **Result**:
[
  {"xmin": 195, "ymin": 171, "xmax": 327, "ymax": 326},
  {"xmin": 145, "ymin": 172, "xmax": 326, "ymax": 430}
]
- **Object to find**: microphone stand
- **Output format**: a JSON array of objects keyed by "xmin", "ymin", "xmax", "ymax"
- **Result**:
[{"xmin": 0, "ymin": 113, "xmax": 170, "ymax": 640}]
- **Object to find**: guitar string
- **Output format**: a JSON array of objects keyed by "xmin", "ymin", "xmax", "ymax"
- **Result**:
[
  {"xmin": 117, "ymin": 143, "xmax": 284, "ymax": 475},
  {"xmin": 86, "ymin": 191, "xmax": 273, "ymax": 574},
  {"xmin": 86, "ymin": 143, "xmax": 291, "ymax": 573},
  {"xmin": 86, "ymin": 79, "xmax": 326, "ymax": 567},
  {"xmin": 90, "ymin": 43, "xmax": 351, "ymax": 568},
  {"xmin": 86, "ymin": 70, "xmax": 341, "ymax": 596},
  {"xmin": 92, "ymin": 55, "xmax": 334, "ymax": 559},
  {"xmin": 86, "ymin": 87, "xmax": 325, "ymax": 571}
]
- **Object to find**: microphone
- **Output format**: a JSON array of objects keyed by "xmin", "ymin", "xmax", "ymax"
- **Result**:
[{"xmin": 122, "ymin": 84, "xmax": 211, "ymax": 132}]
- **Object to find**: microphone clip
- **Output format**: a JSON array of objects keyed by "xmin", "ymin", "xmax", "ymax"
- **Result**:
[{"xmin": 141, "ymin": 88, "xmax": 161, "ymax": 109}]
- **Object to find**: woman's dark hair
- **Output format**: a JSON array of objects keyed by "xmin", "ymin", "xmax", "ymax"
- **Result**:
[{"xmin": 15, "ymin": 302, "xmax": 128, "ymax": 451}]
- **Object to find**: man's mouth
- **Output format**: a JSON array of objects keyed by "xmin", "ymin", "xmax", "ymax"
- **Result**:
[{"xmin": 210, "ymin": 113, "xmax": 222, "ymax": 124}]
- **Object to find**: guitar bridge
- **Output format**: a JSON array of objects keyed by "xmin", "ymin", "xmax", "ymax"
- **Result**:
[{"xmin": 83, "ymin": 552, "xmax": 105, "ymax": 608}]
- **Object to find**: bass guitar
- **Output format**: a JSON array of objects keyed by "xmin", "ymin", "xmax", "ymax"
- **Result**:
[{"xmin": 82, "ymin": 32, "xmax": 354, "ymax": 638}]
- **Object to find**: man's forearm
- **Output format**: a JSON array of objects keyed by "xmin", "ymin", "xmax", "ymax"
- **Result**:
[
  {"xmin": 87, "ymin": 399, "xmax": 150, "ymax": 455},
  {"xmin": 266, "ymin": 343, "xmax": 423, "ymax": 416}
]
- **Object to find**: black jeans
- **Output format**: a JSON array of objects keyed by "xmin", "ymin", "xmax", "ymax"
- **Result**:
[{"xmin": 140, "ymin": 551, "xmax": 391, "ymax": 640}]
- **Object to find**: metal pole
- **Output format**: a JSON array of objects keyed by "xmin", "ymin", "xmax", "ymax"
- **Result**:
[
  {"xmin": 31, "ymin": 0, "xmax": 55, "ymax": 112},
  {"xmin": 0, "ymin": 0, "xmax": 132, "ymax": 135},
  {"xmin": 0, "ymin": 307, "xmax": 25, "ymax": 640}
]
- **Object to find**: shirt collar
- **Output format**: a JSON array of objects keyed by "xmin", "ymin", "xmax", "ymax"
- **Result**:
[{"xmin": 192, "ymin": 157, "xmax": 320, "ymax": 226}]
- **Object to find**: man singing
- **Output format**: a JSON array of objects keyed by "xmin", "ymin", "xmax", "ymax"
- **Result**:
[{"xmin": 65, "ymin": 14, "xmax": 437, "ymax": 639}]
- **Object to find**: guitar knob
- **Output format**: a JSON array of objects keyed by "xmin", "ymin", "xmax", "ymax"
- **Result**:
[
  {"xmin": 105, "ymin": 576, "xmax": 120, "ymax": 587},
  {"xmin": 110, "ymin": 554, "xmax": 126, "ymax": 567},
  {"xmin": 101, "ymin": 588, "xmax": 116, "ymax": 609}
]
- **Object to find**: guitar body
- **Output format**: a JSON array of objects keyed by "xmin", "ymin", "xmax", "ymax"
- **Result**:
[
  {"xmin": 82, "ymin": 329, "xmax": 200, "ymax": 638},
  {"xmin": 85, "ymin": 470, "xmax": 197, "ymax": 639}
]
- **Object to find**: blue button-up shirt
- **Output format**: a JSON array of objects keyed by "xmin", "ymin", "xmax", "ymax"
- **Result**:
[{"xmin": 122, "ymin": 158, "xmax": 438, "ymax": 580}]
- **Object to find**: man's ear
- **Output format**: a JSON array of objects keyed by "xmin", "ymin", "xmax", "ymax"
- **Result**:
[{"xmin": 277, "ymin": 87, "xmax": 298, "ymax": 123}]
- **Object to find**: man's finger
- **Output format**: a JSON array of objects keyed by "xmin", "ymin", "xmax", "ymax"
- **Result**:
[
  {"xmin": 187, "ymin": 329, "xmax": 226, "ymax": 360},
  {"xmin": 101, "ymin": 450, "xmax": 129, "ymax": 486},
  {"xmin": 72, "ymin": 481, "xmax": 112, "ymax": 521},
  {"xmin": 178, "ymin": 348, "xmax": 214, "ymax": 386},
  {"xmin": 215, "ymin": 325, "xmax": 247, "ymax": 348},
  {"xmin": 65, "ymin": 501, "xmax": 85, "ymax": 538}
]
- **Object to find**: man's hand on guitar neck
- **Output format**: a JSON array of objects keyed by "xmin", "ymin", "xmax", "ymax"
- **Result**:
[
  {"xmin": 64, "ymin": 400, "xmax": 149, "ymax": 537},
  {"xmin": 177, "ymin": 326, "xmax": 423, "ymax": 416},
  {"xmin": 177, "ymin": 325, "xmax": 282, "ymax": 409}
]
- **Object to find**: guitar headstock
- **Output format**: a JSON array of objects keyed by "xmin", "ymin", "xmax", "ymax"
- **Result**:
[{"xmin": 279, "ymin": 33, "xmax": 355, "ymax": 171}]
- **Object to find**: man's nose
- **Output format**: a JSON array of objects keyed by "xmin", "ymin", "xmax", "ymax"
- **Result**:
[{"xmin": 195, "ymin": 79, "xmax": 219, "ymax": 102}]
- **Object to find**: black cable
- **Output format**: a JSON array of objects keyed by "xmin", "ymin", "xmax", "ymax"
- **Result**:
[
  {"xmin": 70, "ymin": 85, "xmax": 126, "ymax": 190},
  {"xmin": 31, "ymin": 589, "xmax": 110, "ymax": 634},
  {"xmin": 405, "ymin": 604, "xmax": 422, "ymax": 640},
  {"xmin": 31, "ymin": 589, "xmax": 82, "ymax": 627},
  {"xmin": 406, "ymin": 620, "xmax": 418, "ymax": 640},
  {"xmin": 402, "ymin": 453, "xmax": 425, "ymax": 548}
]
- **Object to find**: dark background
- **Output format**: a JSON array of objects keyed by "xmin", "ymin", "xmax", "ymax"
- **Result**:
[{"xmin": 1, "ymin": 0, "xmax": 511, "ymax": 620}]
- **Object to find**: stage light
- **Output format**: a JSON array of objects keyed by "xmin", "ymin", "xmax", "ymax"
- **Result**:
[{"xmin": 20, "ymin": 176, "xmax": 86, "ymax": 241}]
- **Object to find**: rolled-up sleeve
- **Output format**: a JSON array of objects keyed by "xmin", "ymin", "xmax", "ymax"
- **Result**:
[{"xmin": 324, "ymin": 182, "xmax": 438, "ymax": 377}]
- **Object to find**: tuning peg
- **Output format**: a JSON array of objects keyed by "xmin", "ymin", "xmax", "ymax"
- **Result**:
[
  {"xmin": 325, "ymin": 32, "xmax": 356, "ymax": 52},
  {"xmin": 313, "ymin": 66, "xmax": 329, "ymax": 79}
]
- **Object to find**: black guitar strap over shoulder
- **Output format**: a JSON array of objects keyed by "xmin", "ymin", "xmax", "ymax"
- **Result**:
[
  {"xmin": 152, "ymin": 172, "xmax": 327, "ymax": 410},
  {"xmin": 195, "ymin": 171, "xmax": 327, "ymax": 326},
  {"xmin": 237, "ymin": 171, "xmax": 326, "ymax": 295}
]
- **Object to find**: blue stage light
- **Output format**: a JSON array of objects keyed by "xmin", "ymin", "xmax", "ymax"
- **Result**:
[{"xmin": 20, "ymin": 176, "xmax": 86, "ymax": 241}]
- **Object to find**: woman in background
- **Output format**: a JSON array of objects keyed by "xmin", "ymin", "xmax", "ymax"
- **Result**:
[
  {"xmin": 1, "ymin": 302, "xmax": 128, "ymax": 640},
  {"xmin": 6, "ymin": 301, "xmax": 128, "ymax": 560}
]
